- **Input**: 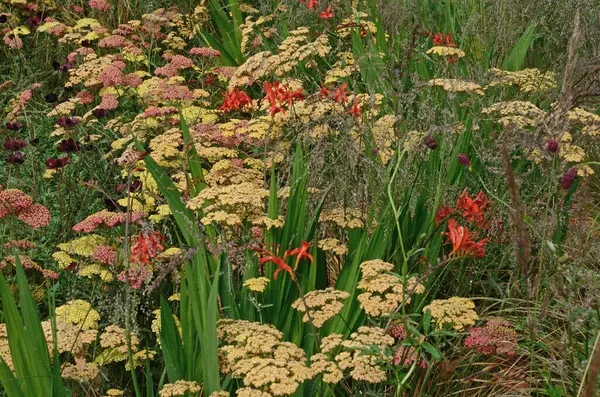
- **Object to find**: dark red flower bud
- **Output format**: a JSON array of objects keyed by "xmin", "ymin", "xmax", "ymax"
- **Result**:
[
  {"xmin": 45, "ymin": 156, "xmax": 70, "ymax": 169},
  {"xmin": 57, "ymin": 138, "xmax": 79, "ymax": 153},
  {"xmin": 424, "ymin": 135, "xmax": 438, "ymax": 150},
  {"xmin": 547, "ymin": 139, "xmax": 558, "ymax": 153},
  {"xmin": 6, "ymin": 122, "xmax": 23, "ymax": 131},
  {"xmin": 45, "ymin": 158, "xmax": 57, "ymax": 169},
  {"xmin": 457, "ymin": 153, "xmax": 470, "ymax": 166},
  {"xmin": 45, "ymin": 93, "xmax": 58, "ymax": 103},
  {"xmin": 92, "ymin": 108, "xmax": 109, "ymax": 118},
  {"xmin": 562, "ymin": 167, "xmax": 578, "ymax": 189},
  {"xmin": 56, "ymin": 116, "xmax": 79, "ymax": 128},
  {"xmin": 6, "ymin": 151, "xmax": 26, "ymax": 164},
  {"xmin": 3, "ymin": 138, "xmax": 27, "ymax": 151}
]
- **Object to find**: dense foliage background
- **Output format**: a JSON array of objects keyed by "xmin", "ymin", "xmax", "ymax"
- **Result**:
[{"xmin": 0, "ymin": 0, "xmax": 599, "ymax": 396}]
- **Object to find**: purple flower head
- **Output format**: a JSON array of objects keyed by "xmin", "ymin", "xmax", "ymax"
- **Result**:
[
  {"xmin": 547, "ymin": 139, "xmax": 558, "ymax": 153},
  {"xmin": 562, "ymin": 167, "xmax": 578, "ymax": 190},
  {"xmin": 423, "ymin": 135, "xmax": 438, "ymax": 150},
  {"xmin": 6, "ymin": 151, "xmax": 26, "ymax": 165},
  {"xmin": 3, "ymin": 138, "xmax": 27, "ymax": 151},
  {"xmin": 57, "ymin": 138, "xmax": 79, "ymax": 153},
  {"xmin": 6, "ymin": 122, "xmax": 23, "ymax": 131},
  {"xmin": 56, "ymin": 116, "xmax": 79, "ymax": 128},
  {"xmin": 457, "ymin": 153, "xmax": 470, "ymax": 167}
]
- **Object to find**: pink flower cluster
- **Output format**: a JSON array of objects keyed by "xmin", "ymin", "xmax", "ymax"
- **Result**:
[
  {"xmin": 98, "ymin": 93, "xmax": 119, "ymax": 110},
  {"xmin": 389, "ymin": 325, "xmax": 427, "ymax": 368},
  {"xmin": 73, "ymin": 209, "xmax": 144, "ymax": 232},
  {"xmin": 0, "ymin": 255, "xmax": 58, "ymax": 279},
  {"xmin": 154, "ymin": 55, "xmax": 194, "ymax": 78},
  {"xmin": 4, "ymin": 240, "xmax": 36, "ymax": 249},
  {"xmin": 118, "ymin": 263, "xmax": 152, "ymax": 289},
  {"xmin": 92, "ymin": 245, "xmax": 117, "ymax": 265},
  {"xmin": 89, "ymin": 0, "xmax": 111, "ymax": 11},
  {"xmin": 162, "ymin": 85, "xmax": 193, "ymax": 101},
  {"xmin": 143, "ymin": 106, "xmax": 178, "ymax": 118},
  {"xmin": 0, "ymin": 188, "xmax": 51, "ymax": 229},
  {"xmin": 189, "ymin": 47, "xmax": 221, "ymax": 57},
  {"xmin": 99, "ymin": 35, "xmax": 128, "ymax": 48},
  {"xmin": 121, "ymin": 73, "xmax": 142, "ymax": 88},
  {"xmin": 98, "ymin": 61, "xmax": 126, "ymax": 87},
  {"xmin": 464, "ymin": 320, "xmax": 518, "ymax": 356},
  {"xmin": 76, "ymin": 90, "xmax": 95, "ymax": 104}
]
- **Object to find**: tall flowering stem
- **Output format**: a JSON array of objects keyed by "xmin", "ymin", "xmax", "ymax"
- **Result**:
[
  {"xmin": 253, "ymin": 243, "xmax": 320, "ymax": 349},
  {"xmin": 387, "ymin": 147, "xmax": 409, "ymax": 314}
]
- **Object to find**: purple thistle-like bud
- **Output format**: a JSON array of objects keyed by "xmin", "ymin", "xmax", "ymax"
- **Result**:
[
  {"xmin": 547, "ymin": 139, "xmax": 558, "ymax": 153},
  {"xmin": 6, "ymin": 122, "xmax": 23, "ymax": 131},
  {"xmin": 457, "ymin": 153, "xmax": 470, "ymax": 166},
  {"xmin": 423, "ymin": 135, "xmax": 438, "ymax": 150},
  {"xmin": 562, "ymin": 167, "xmax": 578, "ymax": 189},
  {"xmin": 57, "ymin": 138, "xmax": 79, "ymax": 153},
  {"xmin": 3, "ymin": 138, "xmax": 27, "ymax": 151},
  {"xmin": 92, "ymin": 108, "xmax": 109, "ymax": 118},
  {"xmin": 56, "ymin": 116, "xmax": 79, "ymax": 128},
  {"xmin": 6, "ymin": 151, "xmax": 26, "ymax": 164}
]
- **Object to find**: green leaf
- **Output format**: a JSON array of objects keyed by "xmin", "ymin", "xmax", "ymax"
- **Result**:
[
  {"xmin": 0, "ymin": 358, "xmax": 25, "ymax": 397},
  {"xmin": 502, "ymin": 21, "xmax": 536, "ymax": 71},
  {"xmin": 159, "ymin": 297, "xmax": 185, "ymax": 382},
  {"xmin": 421, "ymin": 342, "xmax": 441, "ymax": 361},
  {"xmin": 202, "ymin": 263, "xmax": 222, "ymax": 394}
]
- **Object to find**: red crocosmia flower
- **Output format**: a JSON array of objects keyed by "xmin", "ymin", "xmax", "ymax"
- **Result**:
[
  {"xmin": 259, "ymin": 254, "xmax": 295, "ymax": 280},
  {"xmin": 435, "ymin": 205, "xmax": 454, "ymax": 226},
  {"xmin": 444, "ymin": 219, "xmax": 486, "ymax": 258},
  {"xmin": 319, "ymin": 83, "xmax": 331, "ymax": 99},
  {"xmin": 456, "ymin": 189, "xmax": 490, "ymax": 227},
  {"xmin": 264, "ymin": 82, "xmax": 304, "ymax": 116},
  {"xmin": 348, "ymin": 99, "xmax": 362, "ymax": 119},
  {"xmin": 130, "ymin": 230, "xmax": 165, "ymax": 265},
  {"xmin": 332, "ymin": 83, "xmax": 349, "ymax": 104},
  {"xmin": 307, "ymin": 0, "xmax": 318, "ymax": 9},
  {"xmin": 432, "ymin": 32, "xmax": 456, "ymax": 47},
  {"xmin": 220, "ymin": 88, "xmax": 252, "ymax": 112},
  {"xmin": 286, "ymin": 241, "xmax": 314, "ymax": 270},
  {"xmin": 319, "ymin": 6, "xmax": 334, "ymax": 21}
]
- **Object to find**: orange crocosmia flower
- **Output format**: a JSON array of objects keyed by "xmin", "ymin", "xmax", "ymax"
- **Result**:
[
  {"xmin": 456, "ymin": 189, "xmax": 490, "ymax": 227},
  {"xmin": 220, "ymin": 88, "xmax": 251, "ymax": 112},
  {"xmin": 319, "ymin": 6, "xmax": 334, "ymax": 21},
  {"xmin": 319, "ymin": 83, "xmax": 330, "ymax": 99},
  {"xmin": 332, "ymin": 83, "xmax": 349, "ymax": 104},
  {"xmin": 259, "ymin": 254, "xmax": 295, "ymax": 280},
  {"xmin": 435, "ymin": 205, "xmax": 453, "ymax": 226},
  {"xmin": 253, "ymin": 246, "xmax": 295, "ymax": 280},
  {"xmin": 444, "ymin": 219, "xmax": 486, "ymax": 258},
  {"xmin": 348, "ymin": 99, "xmax": 362, "ymax": 119},
  {"xmin": 286, "ymin": 241, "xmax": 314, "ymax": 270}
]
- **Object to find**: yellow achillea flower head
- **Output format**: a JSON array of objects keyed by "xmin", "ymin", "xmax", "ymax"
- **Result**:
[
  {"xmin": 423, "ymin": 297, "xmax": 478, "ymax": 331},
  {"xmin": 56, "ymin": 300, "xmax": 100, "ymax": 330},
  {"xmin": 426, "ymin": 46, "xmax": 465, "ymax": 59},
  {"xmin": 310, "ymin": 327, "xmax": 394, "ymax": 384},
  {"xmin": 243, "ymin": 277, "xmax": 270, "ymax": 292},
  {"xmin": 486, "ymin": 68, "xmax": 556, "ymax": 92},
  {"xmin": 291, "ymin": 288, "xmax": 349, "ymax": 327},
  {"xmin": 357, "ymin": 260, "xmax": 425, "ymax": 317},
  {"xmin": 159, "ymin": 380, "xmax": 201, "ymax": 397},
  {"xmin": 318, "ymin": 238, "xmax": 348, "ymax": 255},
  {"xmin": 57, "ymin": 235, "xmax": 106, "ymax": 257},
  {"xmin": 319, "ymin": 208, "xmax": 364, "ymax": 229},
  {"xmin": 217, "ymin": 319, "xmax": 315, "ymax": 396},
  {"xmin": 428, "ymin": 78, "xmax": 484, "ymax": 95}
]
